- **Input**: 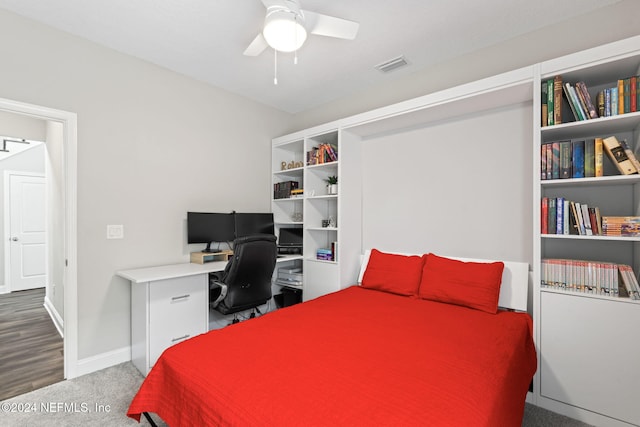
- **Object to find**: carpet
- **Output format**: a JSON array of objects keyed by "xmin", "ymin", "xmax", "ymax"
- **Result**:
[{"xmin": 0, "ymin": 362, "xmax": 592, "ymax": 426}]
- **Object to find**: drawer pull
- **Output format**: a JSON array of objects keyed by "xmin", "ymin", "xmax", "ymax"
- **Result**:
[
  {"xmin": 171, "ymin": 294, "xmax": 190, "ymax": 301},
  {"xmin": 171, "ymin": 334, "xmax": 190, "ymax": 343}
]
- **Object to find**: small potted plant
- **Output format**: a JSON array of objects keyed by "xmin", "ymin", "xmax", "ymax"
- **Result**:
[{"xmin": 326, "ymin": 175, "xmax": 338, "ymax": 195}]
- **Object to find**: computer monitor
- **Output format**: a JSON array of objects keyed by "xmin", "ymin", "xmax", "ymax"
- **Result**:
[
  {"xmin": 278, "ymin": 227, "xmax": 303, "ymax": 247},
  {"xmin": 187, "ymin": 212, "xmax": 235, "ymax": 252},
  {"xmin": 234, "ymin": 212, "xmax": 275, "ymax": 238}
]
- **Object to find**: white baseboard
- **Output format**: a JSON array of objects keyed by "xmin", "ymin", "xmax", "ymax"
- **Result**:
[
  {"xmin": 43, "ymin": 296, "xmax": 64, "ymax": 338},
  {"xmin": 75, "ymin": 346, "xmax": 131, "ymax": 378}
]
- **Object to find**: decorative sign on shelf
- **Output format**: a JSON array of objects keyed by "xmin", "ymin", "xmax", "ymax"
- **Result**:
[{"xmin": 281, "ymin": 161, "xmax": 304, "ymax": 171}]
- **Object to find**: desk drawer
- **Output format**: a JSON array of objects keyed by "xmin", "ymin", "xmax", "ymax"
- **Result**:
[{"xmin": 149, "ymin": 275, "xmax": 207, "ymax": 366}]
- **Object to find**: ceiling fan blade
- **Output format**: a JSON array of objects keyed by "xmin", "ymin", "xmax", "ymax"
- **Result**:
[
  {"xmin": 244, "ymin": 33, "xmax": 269, "ymax": 56},
  {"xmin": 303, "ymin": 10, "xmax": 359, "ymax": 40}
]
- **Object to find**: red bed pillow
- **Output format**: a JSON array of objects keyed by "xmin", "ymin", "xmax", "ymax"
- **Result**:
[
  {"xmin": 361, "ymin": 249, "xmax": 425, "ymax": 296},
  {"xmin": 419, "ymin": 253, "xmax": 504, "ymax": 314}
]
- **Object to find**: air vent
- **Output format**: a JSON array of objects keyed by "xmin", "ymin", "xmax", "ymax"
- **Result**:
[{"xmin": 375, "ymin": 55, "xmax": 408, "ymax": 73}]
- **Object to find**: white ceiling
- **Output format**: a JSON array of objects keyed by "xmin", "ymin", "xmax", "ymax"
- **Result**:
[{"xmin": 0, "ymin": 0, "xmax": 622, "ymax": 114}]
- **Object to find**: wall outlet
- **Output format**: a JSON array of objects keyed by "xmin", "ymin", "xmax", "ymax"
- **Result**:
[{"xmin": 106, "ymin": 224, "xmax": 124, "ymax": 239}]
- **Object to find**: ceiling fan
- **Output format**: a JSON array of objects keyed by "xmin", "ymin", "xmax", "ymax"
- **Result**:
[{"xmin": 244, "ymin": 0, "xmax": 360, "ymax": 57}]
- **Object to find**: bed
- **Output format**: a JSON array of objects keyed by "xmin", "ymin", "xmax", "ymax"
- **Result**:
[{"xmin": 128, "ymin": 250, "xmax": 536, "ymax": 426}]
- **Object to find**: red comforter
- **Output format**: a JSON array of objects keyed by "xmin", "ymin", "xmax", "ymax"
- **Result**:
[{"xmin": 128, "ymin": 286, "xmax": 536, "ymax": 426}]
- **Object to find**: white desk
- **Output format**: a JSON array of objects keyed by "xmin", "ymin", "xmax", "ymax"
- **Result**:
[{"xmin": 117, "ymin": 255, "xmax": 301, "ymax": 375}]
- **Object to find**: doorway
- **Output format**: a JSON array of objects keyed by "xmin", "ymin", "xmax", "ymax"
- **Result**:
[
  {"xmin": 6, "ymin": 172, "xmax": 47, "ymax": 293},
  {"xmin": 0, "ymin": 98, "xmax": 78, "ymax": 380}
]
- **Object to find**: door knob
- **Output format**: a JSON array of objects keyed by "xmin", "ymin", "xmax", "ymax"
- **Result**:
[{"xmin": 11, "ymin": 237, "xmax": 18, "ymax": 241}]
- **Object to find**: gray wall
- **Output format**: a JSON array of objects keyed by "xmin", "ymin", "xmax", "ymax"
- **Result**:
[{"xmin": 0, "ymin": 8, "xmax": 291, "ymax": 360}]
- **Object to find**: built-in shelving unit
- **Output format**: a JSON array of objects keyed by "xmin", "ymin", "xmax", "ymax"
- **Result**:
[
  {"xmin": 272, "ymin": 34, "xmax": 640, "ymax": 427},
  {"xmin": 272, "ymin": 125, "xmax": 360, "ymax": 301},
  {"xmin": 534, "ymin": 36, "xmax": 640, "ymax": 427}
]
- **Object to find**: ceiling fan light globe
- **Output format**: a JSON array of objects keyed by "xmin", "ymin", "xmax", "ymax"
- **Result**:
[{"xmin": 263, "ymin": 11, "xmax": 307, "ymax": 53}]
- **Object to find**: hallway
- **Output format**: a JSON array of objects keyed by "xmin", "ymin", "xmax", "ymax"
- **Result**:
[{"xmin": 0, "ymin": 288, "xmax": 63, "ymax": 400}]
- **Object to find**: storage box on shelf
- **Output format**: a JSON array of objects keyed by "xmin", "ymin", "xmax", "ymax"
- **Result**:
[{"xmin": 534, "ymin": 37, "xmax": 640, "ymax": 427}]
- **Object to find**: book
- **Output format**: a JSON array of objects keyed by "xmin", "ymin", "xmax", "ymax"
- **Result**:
[
  {"xmin": 553, "ymin": 75, "xmax": 563, "ymax": 125},
  {"xmin": 551, "ymin": 141, "xmax": 560, "ymax": 179},
  {"xmin": 580, "ymin": 203, "xmax": 593, "ymax": 235},
  {"xmin": 575, "ymin": 81, "xmax": 598, "ymax": 119},
  {"xmin": 541, "ymin": 85, "xmax": 548, "ymax": 126},
  {"xmin": 548, "ymin": 197, "xmax": 556, "ymax": 234},
  {"xmin": 547, "ymin": 79, "xmax": 554, "ymax": 126},
  {"xmin": 588, "ymin": 207, "xmax": 599, "ymax": 236},
  {"xmin": 623, "ymin": 78, "xmax": 631, "ymax": 113},
  {"xmin": 559, "ymin": 140, "xmax": 572, "ymax": 179},
  {"xmin": 631, "ymin": 76, "xmax": 637, "ymax": 112},
  {"xmin": 541, "ymin": 198, "xmax": 548, "ymax": 234},
  {"xmin": 618, "ymin": 265, "xmax": 639, "ymax": 300},
  {"xmin": 571, "ymin": 140, "xmax": 585, "ymax": 178},
  {"xmin": 573, "ymin": 202, "xmax": 586, "ymax": 235},
  {"xmin": 584, "ymin": 139, "xmax": 595, "ymax": 177},
  {"xmin": 573, "ymin": 83, "xmax": 590, "ymax": 119},
  {"xmin": 540, "ymin": 144, "xmax": 547, "ymax": 180},
  {"xmin": 556, "ymin": 197, "xmax": 564, "ymax": 235},
  {"xmin": 618, "ymin": 139, "xmax": 640, "ymax": 173},
  {"xmin": 611, "ymin": 87, "xmax": 618, "ymax": 116},
  {"xmin": 594, "ymin": 206, "xmax": 603, "ymax": 235},
  {"xmin": 568, "ymin": 201, "xmax": 580, "ymax": 235},
  {"xmin": 618, "ymin": 79, "xmax": 625, "ymax": 115},
  {"xmin": 594, "ymin": 137, "xmax": 604, "ymax": 177},
  {"xmin": 596, "ymin": 90, "xmax": 605, "ymax": 117},
  {"xmin": 546, "ymin": 143, "xmax": 553, "ymax": 179},
  {"xmin": 602, "ymin": 135, "xmax": 638, "ymax": 175}
]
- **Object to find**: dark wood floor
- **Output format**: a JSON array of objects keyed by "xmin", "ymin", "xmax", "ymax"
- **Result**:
[{"xmin": 0, "ymin": 288, "xmax": 64, "ymax": 401}]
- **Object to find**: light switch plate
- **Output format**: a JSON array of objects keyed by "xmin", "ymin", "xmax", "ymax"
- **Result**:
[{"xmin": 107, "ymin": 224, "xmax": 124, "ymax": 239}]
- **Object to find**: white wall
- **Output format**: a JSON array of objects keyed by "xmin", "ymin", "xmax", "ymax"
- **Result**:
[
  {"xmin": 46, "ymin": 121, "xmax": 64, "ymax": 318},
  {"xmin": 0, "ymin": 8, "xmax": 292, "ymax": 360},
  {"xmin": 0, "ymin": 110, "xmax": 46, "ymax": 140},
  {"xmin": 292, "ymin": 0, "xmax": 640, "ymax": 130},
  {"xmin": 361, "ymin": 103, "xmax": 533, "ymax": 263}
]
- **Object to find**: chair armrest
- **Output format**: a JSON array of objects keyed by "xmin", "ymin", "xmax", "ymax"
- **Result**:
[{"xmin": 209, "ymin": 281, "xmax": 228, "ymax": 308}]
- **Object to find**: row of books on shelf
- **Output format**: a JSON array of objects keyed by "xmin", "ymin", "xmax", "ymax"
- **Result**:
[
  {"xmin": 273, "ymin": 180, "xmax": 300, "ymax": 199},
  {"xmin": 316, "ymin": 242, "xmax": 337, "ymax": 261},
  {"xmin": 541, "ymin": 258, "xmax": 639, "ymax": 300},
  {"xmin": 541, "ymin": 197, "xmax": 640, "ymax": 237},
  {"xmin": 541, "ymin": 135, "xmax": 640, "ymax": 180},
  {"xmin": 307, "ymin": 143, "xmax": 338, "ymax": 165},
  {"xmin": 542, "ymin": 75, "xmax": 639, "ymax": 126}
]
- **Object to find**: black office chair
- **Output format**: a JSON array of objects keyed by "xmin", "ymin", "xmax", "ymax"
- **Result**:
[{"xmin": 210, "ymin": 234, "xmax": 277, "ymax": 319}]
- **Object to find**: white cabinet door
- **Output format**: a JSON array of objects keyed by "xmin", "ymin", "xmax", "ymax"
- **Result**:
[
  {"xmin": 540, "ymin": 291, "xmax": 640, "ymax": 426},
  {"xmin": 149, "ymin": 274, "xmax": 208, "ymax": 367}
]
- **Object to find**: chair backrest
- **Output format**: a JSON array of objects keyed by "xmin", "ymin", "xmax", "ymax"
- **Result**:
[{"xmin": 217, "ymin": 234, "xmax": 277, "ymax": 314}]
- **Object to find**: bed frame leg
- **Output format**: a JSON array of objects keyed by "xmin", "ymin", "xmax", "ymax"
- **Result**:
[{"xmin": 143, "ymin": 412, "xmax": 158, "ymax": 427}]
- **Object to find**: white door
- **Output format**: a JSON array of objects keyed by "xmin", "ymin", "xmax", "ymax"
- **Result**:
[{"xmin": 9, "ymin": 174, "xmax": 46, "ymax": 292}]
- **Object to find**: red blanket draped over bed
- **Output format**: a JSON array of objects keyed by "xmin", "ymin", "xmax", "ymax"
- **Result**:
[{"xmin": 128, "ymin": 286, "xmax": 536, "ymax": 426}]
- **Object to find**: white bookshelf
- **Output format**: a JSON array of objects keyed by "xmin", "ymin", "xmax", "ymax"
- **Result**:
[
  {"xmin": 272, "ymin": 124, "xmax": 361, "ymax": 301},
  {"xmin": 534, "ymin": 36, "xmax": 640, "ymax": 427}
]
